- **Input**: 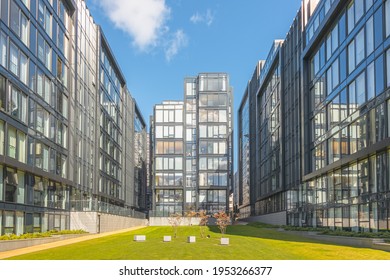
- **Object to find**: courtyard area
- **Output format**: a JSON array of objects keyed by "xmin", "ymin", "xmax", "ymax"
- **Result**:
[{"xmin": 4, "ymin": 224, "xmax": 390, "ymax": 260}]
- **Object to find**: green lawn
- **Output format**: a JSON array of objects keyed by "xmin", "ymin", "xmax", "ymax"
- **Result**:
[{"xmin": 6, "ymin": 225, "xmax": 390, "ymax": 260}]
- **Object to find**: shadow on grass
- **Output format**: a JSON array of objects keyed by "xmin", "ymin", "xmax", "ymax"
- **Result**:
[{"xmin": 207, "ymin": 224, "xmax": 356, "ymax": 248}]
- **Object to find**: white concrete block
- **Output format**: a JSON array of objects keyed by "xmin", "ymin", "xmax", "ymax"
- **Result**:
[
  {"xmin": 187, "ymin": 236, "xmax": 196, "ymax": 243},
  {"xmin": 163, "ymin": 236, "xmax": 172, "ymax": 242},
  {"xmin": 134, "ymin": 235, "xmax": 146, "ymax": 241},
  {"xmin": 220, "ymin": 237, "xmax": 229, "ymax": 245}
]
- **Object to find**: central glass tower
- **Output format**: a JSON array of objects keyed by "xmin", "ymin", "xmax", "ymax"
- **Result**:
[{"xmin": 152, "ymin": 73, "xmax": 233, "ymax": 216}]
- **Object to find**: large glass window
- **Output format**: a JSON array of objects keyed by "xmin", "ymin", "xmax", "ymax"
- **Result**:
[
  {"xmin": 0, "ymin": 32, "xmax": 7, "ymax": 67},
  {"xmin": 17, "ymin": 131, "xmax": 26, "ymax": 163},
  {"xmin": 366, "ymin": 16, "xmax": 374, "ymax": 56},
  {"xmin": 355, "ymin": 28, "xmax": 365, "ymax": 65},
  {"xmin": 356, "ymin": 72, "xmax": 366, "ymax": 106},
  {"xmin": 4, "ymin": 211, "xmax": 15, "ymax": 234},
  {"xmin": 386, "ymin": 0, "xmax": 390, "ymax": 38},
  {"xmin": 366, "ymin": 61, "xmax": 375, "ymax": 100},
  {"xmin": 17, "ymin": 171, "xmax": 25, "ymax": 204},
  {"xmin": 20, "ymin": 52, "xmax": 28, "ymax": 85},
  {"xmin": 0, "ymin": 74, "xmax": 5, "ymax": 110},
  {"xmin": 347, "ymin": 1, "xmax": 355, "ymax": 34},
  {"xmin": 10, "ymin": 1, "xmax": 20, "ymax": 38},
  {"xmin": 9, "ymin": 85, "xmax": 27, "ymax": 123},
  {"xmin": 8, "ymin": 126, "xmax": 17, "ymax": 158},
  {"xmin": 8, "ymin": 43, "xmax": 28, "ymax": 85},
  {"xmin": 0, "ymin": 121, "xmax": 3, "ymax": 155},
  {"xmin": 9, "ymin": 42, "xmax": 18, "ymax": 76},
  {"xmin": 0, "ymin": 165, "xmax": 3, "ymax": 202},
  {"xmin": 348, "ymin": 40, "xmax": 355, "ymax": 74},
  {"xmin": 10, "ymin": 1, "xmax": 29, "ymax": 46},
  {"xmin": 375, "ymin": 55, "xmax": 384, "ymax": 96}
]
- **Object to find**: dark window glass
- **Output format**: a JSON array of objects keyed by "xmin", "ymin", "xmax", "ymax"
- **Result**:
[
  {"xmin": 339, "ymin": 50, "xmax": 347, "ymax": 83},
  {"xmin": 29, "ymin": 24, "xmax": 36, "ymax": 56},
  {"xmin": 374, "ymin": 8, "xmax": 383, "ymax": 49},
  {"xmin": 38, "ymin": 0, "xmax": 45, "ymax": 26},
  {"xmin": 29, "ymin": 61, "xmax": 36, "ymax": 91},
  {"xmin": 375, "ymin": 54, "xmax": 384, "ymax": 95},
  {"xmin": 0, "ymin": 74, "xmax": 5, "ymax": 110},
  {"xmin": 339, "ymin": 13, "xmax": 346, "ymax": 43}
]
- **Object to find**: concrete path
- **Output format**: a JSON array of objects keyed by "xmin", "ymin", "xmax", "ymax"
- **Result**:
[{"xmin": 0, "ymin": 226, "xmax": 146, "ymax": 260}]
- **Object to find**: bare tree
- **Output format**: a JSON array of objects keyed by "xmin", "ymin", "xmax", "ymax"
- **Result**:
[
  {"xmin": 198, "ymin": 210, "xmax": 210, "ymax": 238},
  {"xmin": 185, "ymin": 210, "xmax": 197, "ymax": 226},
  {"xmin": 213, "ymin": 211, "xmax": 230, "ymax": 235},
  {"xmin": 167, "ymin": 213, "xmax": 182, "ymax": 238}
]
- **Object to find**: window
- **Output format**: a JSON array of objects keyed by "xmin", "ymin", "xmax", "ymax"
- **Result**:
[
  {"xmin": 43, "ymin": 145, "xmax": 49, "ymax": 171},
  {"xmin": 9, "ymin": 42, "xmax": 18, "ymax": 76},
  {"xmin": 0, "ymin": 120, "xmax": 4, "ymax": 155},
  {"xmin": 9, "ymin": 85, "xmax": 27, "ymax": 123},
  {"xmin": 386, "ymin": 49, "xmax": 390, "ymax": 88},
  {"xmin": 17, "ymin": 131, "xmax": 26, "ymax": 163},
  {"xmin": 348, "ymin": 40, "xmax": 355, "ymax": 74},
  {"xmin": 348, "ymin": 80, "xmax": 357, "ymax": 113},
  {"xmin": 45, "ymin": 41, "xmax": 51, "ymax": 71},
  {"xmin": 9, "ymin": 43, "xmax": 28, "ymax": 85},
  {"xmin": 0, "ymin": 32, "xmax": 6, "ymax": 67},
  {"xmin": 355, "ymin": 28, "xmax": 365, "ymax": 65},
  {"xmin": 355, "ymin": 0, "xmax": 364, "ymax": 22},
  {"xmin": 366, "ymin": 62, "xmax": 375, "ymax": 100},
  {"xmin": 20, "ymin": 52, "xmax": 28, "ymax": 84},
  {"xmin": 326, "ymin": 24, "xmax": 339, "ymax": 60},
  {"xmin": 366, "ymin": 16, "xmax": 374, "ymax": 56},
  {"xmin": 8, "ymin": 126, "xmax": 17, "ymax": 158},
  {"xmin": 44, "ymin": 7, "xmax": 51, "ymax": 36},
  {"xmin": 38, "ymin": 0, "xmax": 44, "ymax": 26},
  {"xmin": 347, "ymin": 0, "xmax": 365, "ymax": 34},
  {"xmin": 356, "ymin": 72, "xmax": 366, "ymax": 106},
  {"xmin": 327, "ymin": 59, "xmax": 339, "ymax": 95},
  {"xmin": 375, "ymin": 55, "xmax": 384, "ymax": 96},
  {"xmin": 386, "ymin": 0, "xmax": 390, "ymax": 38},
  {"xmin": 10, "ymin": 1, "xmax": 20, "ymax": 37},
  {"xmin": 37, "ymin": 33, "xmax": 51, "ymax": 71},
  {"xmin": 38, "ymin": 0, "xmax": 51, "ymax": 37},
  {"xmin": 10, "ymin": 1, "xmax": 29, "ymax": 46},
  {"xmin": 0, "ymin": 74, "xmax": 5, "ymax": 110},
  {"xmin": 347, "ymin": 1, "xmax": 355, "ymax": 34}
]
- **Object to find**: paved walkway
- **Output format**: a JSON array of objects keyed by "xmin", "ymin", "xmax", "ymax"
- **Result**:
[{"xmin": 0, "ymin": 226, "xmax": 146, "ymax": 260}]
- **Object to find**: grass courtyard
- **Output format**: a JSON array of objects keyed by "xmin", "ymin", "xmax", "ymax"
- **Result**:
[{"xmin": 6, "ymin": 224, "xmax": 390, "ymax": 260}]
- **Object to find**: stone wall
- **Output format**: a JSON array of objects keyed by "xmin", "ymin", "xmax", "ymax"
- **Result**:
[
  {"xmin": 70, "ymin": 212, "xmax": 147, "ymax": 233},
  {"xmin": 244, "ymin": 211, "xmax": 287, "ymax": 225},
  {"xmin": 149, "ymin": 217, "xmax": 203, "ymax": 226}
]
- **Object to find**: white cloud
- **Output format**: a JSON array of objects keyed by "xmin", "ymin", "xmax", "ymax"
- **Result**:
[
  {"xmin": 190, "ymin": 9, "xmax": 214, "ymax": 26},
  {"xmin": 165, "ymin": 30, "xmax": 188, "ymax": 62},
  {"xmin": 97, "ymin": 0, "xmax": 171, "ymax": 50}
]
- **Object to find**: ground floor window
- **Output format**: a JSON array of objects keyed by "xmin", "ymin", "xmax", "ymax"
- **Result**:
[{"xmin": 4, "ymin": 211, "xmax": 14, "ymax": 234}]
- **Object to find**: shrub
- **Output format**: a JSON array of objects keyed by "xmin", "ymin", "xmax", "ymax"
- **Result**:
[
  {"xmin": 213, "ymin": 211, "xmax": 230, "ymax": 235},
  {"xmin": 0, "ymin": 229, "xmax": 88, "ymax": 240}
]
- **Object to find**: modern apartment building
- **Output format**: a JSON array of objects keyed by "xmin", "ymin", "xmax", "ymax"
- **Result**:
[
  {"xmin": 298, "ymin": 0, "xmax": 390, "ymax": 231},
  {"xmin": 151, "ymin": 73, "xmax": 233, "ymax": 217},
  {"xmin": 238, "ymin": 0, "xmax": 390, "ymax": 231},
  {"xmin": 0, "ymin": 0, "xmax": 147, "ymax": 236}
]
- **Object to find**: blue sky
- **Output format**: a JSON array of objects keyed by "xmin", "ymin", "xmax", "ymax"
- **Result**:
[{"xmin": 86, "ymin": 0, "xmax": 302, "ymax": 169}]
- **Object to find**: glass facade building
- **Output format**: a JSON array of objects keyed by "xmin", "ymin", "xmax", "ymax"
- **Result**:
[
  {"xmin": 0, "ymin": 0, "xmax": 147, "ymax": 236},
  {"xmin": 152, "ymin": 73, "xmax": 233, "ymax": 216},
  {"xmin": 296, "ymin": 0, "xmax": 390, "ymax": 231},
  {"xmin": 238, "ymin": 0, "xmax": 390, "ymax": 231}
]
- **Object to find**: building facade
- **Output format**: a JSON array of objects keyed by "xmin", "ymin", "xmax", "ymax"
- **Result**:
[
  {"xmin": 296, "ymin": 0, "xmax": 390, "ymax": 231},
  {"xmin": 152, "ymin": 73, "xmax": 233, "ymax": 216},
  {"xmin": 238, "ymin": 0, "xmax": 390, "ymax": 232},
  {"xmin": 0, "ymin": 0, "xmax": 147, "ymax": 236}
]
